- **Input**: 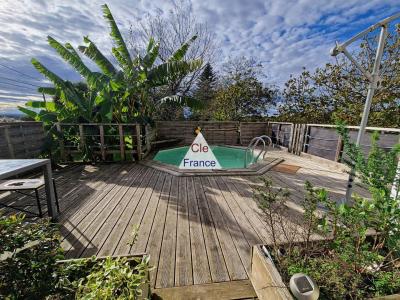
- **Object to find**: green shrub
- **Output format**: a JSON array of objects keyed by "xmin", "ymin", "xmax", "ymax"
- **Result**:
[
  {"xmin": 254, "ymin": 127, "xmax": 400, "ymax": 299},
  {"xmin": 0, "ymin": 214, "xmax": 63, "ymax": 299}
]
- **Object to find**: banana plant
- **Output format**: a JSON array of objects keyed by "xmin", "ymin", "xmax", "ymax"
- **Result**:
[{"xmin": 20, "ymin": 3, "xmax": 202, "ymax": 125}]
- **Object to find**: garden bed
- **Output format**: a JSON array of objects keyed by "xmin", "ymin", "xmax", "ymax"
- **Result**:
[{"xmin": 251, "ymin": 242, "xmax": 400, "ymax": 300}]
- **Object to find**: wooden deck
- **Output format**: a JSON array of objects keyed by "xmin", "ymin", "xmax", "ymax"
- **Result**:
[{"xmin": 0, "ymin": 150, "xmax": 369, "ymax": 298}]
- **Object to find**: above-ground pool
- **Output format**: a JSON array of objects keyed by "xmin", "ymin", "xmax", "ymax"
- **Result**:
[{"xmin": 153, "ymin": 145, "xmax": 258, "ymax": 169}]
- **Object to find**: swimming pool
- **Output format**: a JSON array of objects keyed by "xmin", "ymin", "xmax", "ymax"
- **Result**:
[{"xmin": 153, "ymin": 145, "xmax": 258, "ymax": 169}]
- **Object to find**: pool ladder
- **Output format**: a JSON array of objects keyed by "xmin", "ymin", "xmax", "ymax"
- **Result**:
[{"xmin": 244, "ymin": 135, "xmax": 273, "ymax": 167}]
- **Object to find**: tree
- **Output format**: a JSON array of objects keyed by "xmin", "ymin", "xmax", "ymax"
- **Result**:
[
  {"xmin": 279, "ymin": 25, "xmax": 400, "ymax": 127},
  {"xmin": 19, "ymin": 4, "xmax": 202, "ymax": 124},
  {"xmin": 129, "ymin": 0, "xmax": 217, "ymax": 97},
  {"xmin": 278, "ymin": 68, "xmax": 332, "ymax": 123},
  {"xmin": 191, "ymin": 63, "xmax": 217, "ymax": 119},
  {"xmin": 211, "ymin": 57, "xmax": 278, "ymax": 121}
]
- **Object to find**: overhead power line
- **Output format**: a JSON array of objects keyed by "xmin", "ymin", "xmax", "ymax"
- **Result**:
[
  {"xmin": 0, "ymin": 61, "xmax": 41, "ymax": 81},
  {"xmin": 0, "ymin": 81, "xmax": 37, "ymax": 91},
  {"xmin": 0, "ymin": 76, "xmax": 41, "ymax": 87}
]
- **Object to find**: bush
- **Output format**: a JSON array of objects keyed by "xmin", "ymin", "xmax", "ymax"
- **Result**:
[
  {"xmin": 0, "ymin": 214, "xmax": 149, "ymax": 299},
  {"xmin": 0, "ymin": 214, "xmax": 63, "ymax": 299},
  {"xmin": 254, "ymin": 127, "xmax": 400, "ymax": 299}
]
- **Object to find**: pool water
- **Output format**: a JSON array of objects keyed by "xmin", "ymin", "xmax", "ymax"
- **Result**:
[{"xmin": 153, "ymin": 146, "xmax": 257, "ymax": 169}]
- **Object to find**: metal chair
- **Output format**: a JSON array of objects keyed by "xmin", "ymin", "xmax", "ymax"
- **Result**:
[{"xmin": 0, "ymin": 178, "xmax": 60, "ymax": 218}]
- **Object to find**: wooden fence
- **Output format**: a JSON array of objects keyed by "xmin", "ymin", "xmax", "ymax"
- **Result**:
[
  {"xmin": 156, "ymin": 121, "xmax": 270, "ymax": 146},
  {"xmin": 0, "ymin": 122, "xmax": 45, "ymax": 159},
  {"xmin": 55, "ymin": 123, "xmax": 154, "ymax": 162},
  {"xmin": 1, "ymin": 121, "xmax": 399, "ymax": 163}
]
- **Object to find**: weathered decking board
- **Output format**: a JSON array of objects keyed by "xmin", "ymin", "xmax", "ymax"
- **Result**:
[{"xmin": 0, "ymin": 150, "xmax": 369, "ymax": 294}]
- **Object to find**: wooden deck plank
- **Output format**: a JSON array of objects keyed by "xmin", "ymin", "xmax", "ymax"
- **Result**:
[
  {"xmin": 193, "ymin": 177, "xmax": 230, "ymax": 283},
  {"xmin": 174, "ymin": 177, "xmax": 193, "ymax": 287},
  {"xmin": 108, "ymin": 167, "xmax": 155, "ymax": 255},
  {"xmin": 0, "ymin": 164, "xmax": 110, "ymax": 215},
  {"xmin": 214, "ymin": 177, "xmax": 263, "ymax": 248},
  {"xmin": 201, "ymin": 176, "xmax": 247, "ymax": 281},
  {"xmin": 125, "ymin": 169, "xmax": 161, "ymax": 254},
  {"xmin": 146, "ymin": 174, "xmax": 172, "ymax": 288},
  {"xmin": 130, "ymin": 172, "xmax": 166, "ymax": 254},
  {"xmin": 152, "ymin": 279, "xmax": 256, "ymax": 300},
  {"xmin": 222, "ymin": 176, "xmax": 271, "ymax": 244},
  {"xmin": 207, "ymin": 176, "xmax": 253, "ymax": 273},
  {"xmin": 186, "ymin": 177, "xmax": 212, "ymax": 285},
  {"xmin": 58, "ymin": 165, "xmax": 126, "ymax": 216},
  {"xmin": 62, "ymin": 165, "xmax": 143, "ymax": 257},
  {"xmin": 156, "ymin": 176, "xmax": 179, "ymax": 288},
  {"xmin": 60, "ymin": 164, "xmax": 137, "ymax": 241},
  {"xmin": 99, "ymin": 167, "xmax": 155, "ymax": 256},
  {"xmin": 84, "ymin": 167, "xmax": 156, "ymax": 257}
]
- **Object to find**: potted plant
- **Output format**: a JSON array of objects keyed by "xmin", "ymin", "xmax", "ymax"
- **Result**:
[{"xmin": 250, "ymin": 127, "xmax": 400, "ymax": 299}]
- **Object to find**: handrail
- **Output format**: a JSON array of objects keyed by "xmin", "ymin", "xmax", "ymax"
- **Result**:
[
  {"xmin": 258, "ymin": 135, "xmax": 273, "ymax": 159},
  {"xmin": 244, "ymin": 136, "xmax": 267, "ymax": 167}
]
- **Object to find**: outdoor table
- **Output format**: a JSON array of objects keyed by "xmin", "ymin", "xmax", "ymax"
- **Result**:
[{"xmin": 0, "ymin": 159, "xmax": 58, "ymax": 219}]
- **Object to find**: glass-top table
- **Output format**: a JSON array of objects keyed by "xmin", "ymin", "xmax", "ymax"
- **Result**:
[{"xmin": 0, "ymin": 159, "xmax": 58, "ymax": 219}]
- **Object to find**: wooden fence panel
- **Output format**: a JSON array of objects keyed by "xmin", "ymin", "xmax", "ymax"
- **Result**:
[
  {"xmin": 0, "ymin": 122, "xmax": 45, "ymax": 159},
  {"xmin": 239, "ymin": 122, "xmax": 268, "ymax": 145},
  {"xmin": 156, "ymin": 121, "xmax": 240, "ymax": 145},
  {"xmin": 304, "ymin": 125, "xmax": 399, "ymax": 162}
]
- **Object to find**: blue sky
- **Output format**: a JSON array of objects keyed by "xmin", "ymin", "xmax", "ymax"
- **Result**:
[{"xmin": 0, "ymin": 0, "xmax": 398, "ymax": 111}]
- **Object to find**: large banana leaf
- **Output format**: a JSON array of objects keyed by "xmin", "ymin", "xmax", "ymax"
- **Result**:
[
  {"xmin": 26, "ymin": 100, "xmax": 56, "ymax": 111},
  {"xmin": 159, "ymin": 95, "xmax": 204, "ymax": 110},
  {"xmin": 148, "ymin": 59, "xmax": 202, "ymax": 86},
  {"xmin": 102, "ymin": 4, "xmax": 132, "ymax": 67},
  {"xmin": 31, "ymin": 58, "xmax": 67, "ymax": 89},
  {"xmin": 38, "ymin": 86, "xmax": 57, "ymax": 95},
  {"xmin": 142, "ymin": 38, "xmax": 159, "ymax": 68},
  {"xmin": 18, "ymin": 106, "xmax": 38, "ymax": 119},
  {"xmin": 169, "ymin": 35, "xmax": 197, "ymax": 61},
  {"xmin": 79, "ymin": 36, "xmax": 116, "ymax": 77},
  {"xmin": 47, "ymin": 36, "xmax": 108, "ymax": 89}
]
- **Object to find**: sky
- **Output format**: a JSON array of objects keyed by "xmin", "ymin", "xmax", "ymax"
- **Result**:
[{"xmin": 0, "ymin": 0, "xmax": 398, "ymax": 113}]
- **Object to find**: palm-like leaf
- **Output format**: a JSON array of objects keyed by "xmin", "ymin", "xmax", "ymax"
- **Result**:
[
  {"xmin": 142, "ymin": 38, "xmax": 159, "ymax": 68},
  {"xmin": 159, "ymin": 95, "xmax": 204, "ymax": 110},
  {"xmin": 38, "ymin": 86, "xmax": 57, "ymax": 95},
  {"xmin": 102, "ymin": 4, "xmax": 132, "ymax": 67},
  {"xmin": 148, "ymin": 59, "xmax": 202, "ymax": 86},
  {"xmin": 169, "ymin": 35, "xmax": 197, "ymax": 61},
  {"xmin": 79, "ymin": 36, "xmax": 116, "ymax": 77},
  {"xmin": 47, "ymin": 36, "xmax": 108, "ymax": 89},
  {"xmin": 31, "ymin": 58, "xmax": 66, "ymax": 89}
]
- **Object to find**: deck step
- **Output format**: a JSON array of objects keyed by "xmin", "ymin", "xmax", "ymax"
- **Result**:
[{"xmin": 152, "ymin": 280, "xmax": 257, "ymax": 300}]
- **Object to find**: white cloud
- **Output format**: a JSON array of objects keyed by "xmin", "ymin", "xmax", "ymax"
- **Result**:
[{"xmin": 0, "ymin": 0, "xmax": 398, "ymax": 107}]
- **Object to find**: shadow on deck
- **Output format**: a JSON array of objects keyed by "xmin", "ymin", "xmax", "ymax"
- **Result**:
[{"xmin": 0, "ymin": 149, "xmax": 369, "ymax": 294}]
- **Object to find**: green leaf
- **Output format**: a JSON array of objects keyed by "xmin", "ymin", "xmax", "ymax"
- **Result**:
[
  {"xmin": 159, "ymin": 95, "xmax": 204, "ymax": 109},
  {"xmin": 47, "ymin": 36, "xmax": 108, "ymax": 89},
  {"xmin": 169, "ymin": 35, "xmax": 197, "ymax": 61},
  {"xmin": 18, "ymin": 106, "xmax": 38, "ymax": 119},
  {"xmin": 148, "ymin": 59, "xmax": 202, "ymax": 86},
  {"xmin": 26, "ymin": 101, "xmax": 56, "ymax": 111},
  {"xmin": 37, "ymin": 86, "xmax": 57, "ymax": 95},
  {"xmin": 102, "ymin": 4, "xmax": 132, "ymax": 67},
  {"xmin": 79, "ymin": 36, "xmax": 116, "ymax": 76},
  {"xmin": 31, "ymin": 58, "xmax": 67, "ymax": 89}
]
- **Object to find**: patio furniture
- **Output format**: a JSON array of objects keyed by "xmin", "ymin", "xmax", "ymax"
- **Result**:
[
  {"xmin": 0, "ymin": 159, "xmax": 58, "ymax": 219},
  {"xmin": 0, "ymin": 178, "xmax": 60, "ymax": 218}
]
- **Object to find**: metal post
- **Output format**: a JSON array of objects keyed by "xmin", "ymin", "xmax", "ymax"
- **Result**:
[{"xmin": 345, "ymin": 25, "xmax": 387, "ymax": 202}]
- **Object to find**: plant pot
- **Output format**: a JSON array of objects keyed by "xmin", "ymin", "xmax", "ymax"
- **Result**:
[
  {"xmin": 56, "ymin": 253, "xmax": 150, "ymax": 299},
  {"xmin": 250, "ymin": 244, "xmax": 400, "ymax": 300}
]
